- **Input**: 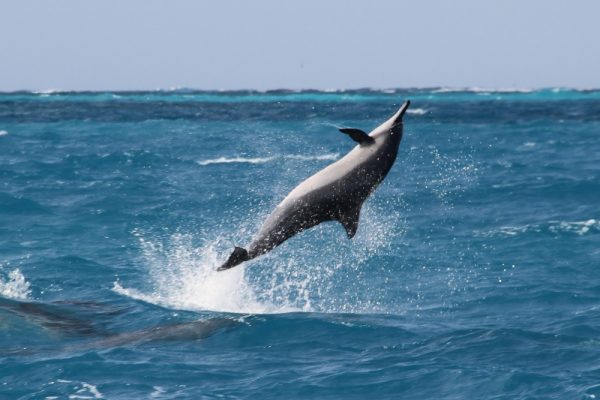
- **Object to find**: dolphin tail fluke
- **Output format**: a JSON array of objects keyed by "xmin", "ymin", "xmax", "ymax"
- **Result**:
[{"xmin": 217, "ymin": 247, "xmax": 249, "ymax": 271}]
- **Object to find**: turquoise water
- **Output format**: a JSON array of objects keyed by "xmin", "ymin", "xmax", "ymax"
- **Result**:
[{"xmin": 1, "ymin": 89, "xmax": 599, "ymax": 399}]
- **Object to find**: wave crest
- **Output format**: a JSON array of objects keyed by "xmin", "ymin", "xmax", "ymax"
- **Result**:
[
  {"xmin": 406, "ymin": 108, "xmax": 428, "ymax": 115},
  {"xmin": 477, "ymin": 219, "xmax": 599, "ymax": 237},
  {"xmin": 197, "ymin": 153, "xmax": 339, "ymax": 166},
  {"xmin": 197, "ymin": 156, "xmax": 275, "ymax": 166}
]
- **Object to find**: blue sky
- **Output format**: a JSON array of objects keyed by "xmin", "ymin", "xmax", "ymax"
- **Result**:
[{"xmin": 1, "ymin": 0, "xmax": 599, "ymax": 91}]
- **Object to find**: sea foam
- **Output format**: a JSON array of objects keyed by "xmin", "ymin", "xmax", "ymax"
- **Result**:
[
  {"xmin": 197, "ymin": 153, "xmax": 339, "ymax": 166},
  {"xmin": 477, "ymin": 219, "xmax": 599, "ymax": 237},
  {"xmin": 406, "ymin": 108, "xmax": 428, "ymax": 115},
  {"xmin": 0, "ymin": 268, "xmax": 31, "ymax": 300},
  {"xmin": 197, "ymin": 156, "xmax": 276, "ymax": 166}
]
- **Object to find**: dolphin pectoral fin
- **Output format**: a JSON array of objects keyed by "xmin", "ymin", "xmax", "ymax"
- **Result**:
[
  {"xmin": 217, "ymin": 247, "xmax": 249, "ymax": 271},
  {"xmin": 338, "ymin": 206, "xmax": 361, "ymax": 239},
  {"xmin": 339, "ymin": 128, "xmax": 375, "ymax": 146}
]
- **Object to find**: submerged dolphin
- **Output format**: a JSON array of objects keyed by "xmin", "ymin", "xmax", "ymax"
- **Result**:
[
  {"xmin": 0, "ymin": 296, "xmax": 241, "ymax": 354},
  {"xmin": 218, "ymin": 100, "xmax": 411, "ymax": 271}
]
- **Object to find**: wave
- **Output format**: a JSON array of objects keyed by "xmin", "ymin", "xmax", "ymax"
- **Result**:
[
  {"xmin": 0, "ymin": 192, "xmax": 51, "ymax": 215},
  {"xmin": 196, "ymin": 156, "xmax": 275, "ymax": 166},
  {"xmin": 45, "ymin": 380, "xmax": 104, "ymax": 399},
  {"xmin": 32, "ymin": 88, "xmax": 59, "ymax": 95},
  {"xmin": 0, "ymin": 130, "xmax": 8, "ymax": 137},
  {"xmin": 197, "ymin": 153, "xmax": 339, "ymax": 166},
  {"xmin": 431, "ymin": 87, "xmax": 535, "ymax": 94},
  {"xmin": 4, "ymin": 87, "xmax": 600, "ymax": 96},
  {"xmin": 284, "ymin": 153, "xmax": 339, "ymax": 161},
  {"xmin": 477, "ymin": 219, "xmax": 599, "ymax": 237},
  {"xmin": 0, "ymin": 268, "xmax": 31, "ymax": 300},
  {"xmin": 406, "ymin": 108, "xmax": 427, "ymax": 115}
]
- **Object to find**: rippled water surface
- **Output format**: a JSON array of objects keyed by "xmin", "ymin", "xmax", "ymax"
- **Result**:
[{"xmin": 1, "ymin": 89, "xmax": 599, "ymax": 399}]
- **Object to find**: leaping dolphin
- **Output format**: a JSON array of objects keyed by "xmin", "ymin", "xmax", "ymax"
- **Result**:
[{"xmin": 218, "ymin": 100, "xmax": 410, "ymax": 271}]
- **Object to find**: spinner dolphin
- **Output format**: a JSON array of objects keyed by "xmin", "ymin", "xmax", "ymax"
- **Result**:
[{"xmin": 218, "ymin": 101, "xmax": 410, "ymax": 271}]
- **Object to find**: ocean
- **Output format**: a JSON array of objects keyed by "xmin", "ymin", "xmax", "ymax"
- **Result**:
[{"xmin": 1, "ymin": 88, "xmax": 599, "ymax": 399}]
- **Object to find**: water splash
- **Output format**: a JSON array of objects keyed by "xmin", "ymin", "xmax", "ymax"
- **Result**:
[
  {"xmin": 115, "ymin": 198, "xmax": 404, "ymax": 315},
  {"xmin": 114, "ymin": 128, "xmax": 479, "ymax": 315},
  {"xmin": 114, "ymin": 232, "xmax": 280, "ymax": 314},
  {"xmin": 246, "ymin": 200, "xmax": 404, "ymax": 314},
  {"xmin": 0, "ymin": 268, "xmax": 31, "ymax": 300}
]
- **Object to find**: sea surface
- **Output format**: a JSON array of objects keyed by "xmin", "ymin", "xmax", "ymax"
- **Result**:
[{"xmin": 1, "ymin": 88, "xmax": 599, "ymax": 399}]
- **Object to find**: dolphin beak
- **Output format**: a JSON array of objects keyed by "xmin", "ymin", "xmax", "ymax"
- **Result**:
[{"xmin": 392, "ymin": 100, "xmax": 411, "ymax": 125}]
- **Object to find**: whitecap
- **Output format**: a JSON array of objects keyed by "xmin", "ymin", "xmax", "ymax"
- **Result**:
[
  {"xmin": 517, "ymin": 142, "xmax": 537, "ymax": 150},
  {"xmin": 285, "ymin": 153, "xmax": 339, "ymax": 161},
  {"xmin": 0, "ymin": 130, "xmax": 8, "ymax": 137},
  {"xmin": 33, "ymin": 88, "xmax": 59, "ymax": 94},
  {"xmin": 432, "ymin": 86, "xmax": 534, "ymax": 94},
  {"xmin": 69, "ymin": 382, "xmax": 103, "ymax": 399},
  {"xmin": 0, "ymin": 268, "xmax": 31, "ymax": 300},
  {"xmin": 197, "ymin": 153, "xmax": 339, "ymax": 166},
  {"xmin": 196, "ymin": 156, "xmax": 275, "ymax": 166},
  {"xmin": 469, "ymin": 87, "xmax": 534, "ymax": 93},
  {"xmin": 431, "ymin": 87, "xmax": 456, "ymax": 93},
  {"xmin": 551, "ymin": 219, "xmax": 599, "ymax": 235},
  {"xmin": 406, "ymin": 108, "xmax": 427, "ymax": 115},
  {"xmin": 150, "ymin": 386, "xmax": 166, "ymax": 398},
  {"xmin": 498, "ymin": 225, "xmax": 531, "ymax": 236},
  {"xmin": 477, "ymin": 218, "xmax": 599, "ymax": 237}
]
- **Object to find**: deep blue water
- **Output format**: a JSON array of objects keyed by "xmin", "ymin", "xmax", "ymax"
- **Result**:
[{"xmin": 1, "ymin": 88, "xmax": 599, "ymax": 399}]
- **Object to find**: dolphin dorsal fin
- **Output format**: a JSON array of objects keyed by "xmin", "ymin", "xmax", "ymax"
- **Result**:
[
  {"xmin": 339, "ymin": 128, "xmax": 375, "ymax": 146},
  {"xmin": 337, "ymin": 205, "xmax": 361, "ymax": 239}
]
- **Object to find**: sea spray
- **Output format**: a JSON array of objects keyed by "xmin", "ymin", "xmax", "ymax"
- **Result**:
[
  {"xmin": 115, "ymin": 196, "xmax": 405, "ymax": 315},
  {"xmin": 114, "ymin": 232, "xmax": 276, "ymax": 314},
  {"xmin": 0, "ymin": 268, "xmax": 31, "ymax": 300}
]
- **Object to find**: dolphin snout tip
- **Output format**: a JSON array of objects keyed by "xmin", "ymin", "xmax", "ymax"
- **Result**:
[
  {"xmin": 393, "ymin": 100, "xmax": 411, "ymax": 124},
  {"xmin": 400, "ymin": 100, "xmax": 411, "ymax": 115}
]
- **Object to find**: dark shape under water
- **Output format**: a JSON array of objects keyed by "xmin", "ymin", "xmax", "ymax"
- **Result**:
[
  {"xmin": 0, "ymin": 296, "xmax": 240, "ymax": 352},
  {"xmin": 0, "ymin": 296, "xmax": 100, "ymax": 336}
]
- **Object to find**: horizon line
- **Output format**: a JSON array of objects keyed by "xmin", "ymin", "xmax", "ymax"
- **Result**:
[{"xmin": 1, "ymin": 86, "xmax": 600, "ymax": 94}]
